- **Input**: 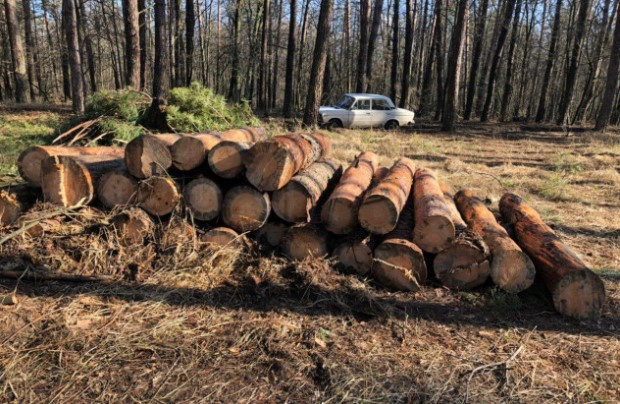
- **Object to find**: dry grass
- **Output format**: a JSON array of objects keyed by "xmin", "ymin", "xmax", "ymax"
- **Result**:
[{"xmin": 1, "ymin": 115, "xmax": 620, "ymax": 402}]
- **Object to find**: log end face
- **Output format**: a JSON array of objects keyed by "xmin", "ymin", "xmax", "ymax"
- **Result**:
[
  {"xmin": 434, "ymin": 244, "xmax": 491, "ymax": 290},
  {"xmin": 491, "ymin": 250, "xmax": 536, "ymax": 293},
  {"xmin": 125, "ymin": 136, "xmax": 173, "ymax": 179},
  {"xmin": 244, "ymin": 142, "xmax": 291, "ymax": 191},
  {"xmin": 222, "ymin": 186, "xmax": 270, "ymax": 232},
  {"xmin": 137, "ymin": 177, "xmax": 180, "ymax": 216},
  {"xmin": 110, "ymin": 208, "xmax": 153, "ymax": 246},
  {"xmin": 372, "ymin": 240, "xmax": 426, "ymax": 291},
  {"xmin": 41, "ymin": 156, "xmax": 93, "ymax": 208},
  {"xmin": 282, "ymin": 226, "xmax": 328, "ymax": 261},
  {"xmin": 18, "ymin": 146, "xmax": 47, "ymax": 186},
  {"xmin": 172, "ymin": 137, "xmax": 207, "ymax": 171},
  {"xmin": 553, "ymin": 270, "xmax": 606, "ymax": 319},
  {"xmin": 321, "ymin": 198, "xmax": 357, "ymax": 235},
  {"xmin": 358, "ymin": 195, "xmax": 398, "ymax": 235},
  {"xmin": 333, "ymin": 241, "xmax": 373, "ymax": 276},
  {"xmin": 98, "ymin": 171, "xmax": 138, "ymax": 209},
  {"xmin": 183, "ymin": 178, "xmax": 222, "ymax": 221},
  {"xmin": 272, "ymin": 183, "xmax": 309, "ymax": 223},
  {"xmin": 413, "ymin": 215, "xmax": 456, "ymax": 253},
  {"xmin": 202, "ymin": 227, "xmax": 242, "ymax": 249},
  {"xmin": 208, "ymin": 143, "xmax": 245, "ymax": 178}
]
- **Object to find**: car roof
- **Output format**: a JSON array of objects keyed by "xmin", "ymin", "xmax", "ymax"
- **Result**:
[{"xmin": 345, "ymin": 93, "xmax": 391, "ymax": 99}]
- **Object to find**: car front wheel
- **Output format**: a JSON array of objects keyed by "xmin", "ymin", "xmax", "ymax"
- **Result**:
[
  {"xmin": 384, "ymin": 120, "xmax": 399, "ymax": 130},
  {"xmin": 326, "ymin": 118, "xmax": 343, "ymax": 130}
]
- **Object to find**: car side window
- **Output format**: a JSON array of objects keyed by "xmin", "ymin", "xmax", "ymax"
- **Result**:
[
  {"xmin": 354, "ymin": 99, "xmax": 370, "ymax": 110},
  {"xmin": 372, "ymin": 98, "xmax": 392, "ymax": 110}
]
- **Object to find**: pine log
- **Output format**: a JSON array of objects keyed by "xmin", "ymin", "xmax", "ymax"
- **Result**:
[
  {"xmin": 254, "ymin": 221, "xmax": 289, "ymax": 249},
  {"xmin": 321, "ymin": 152, "xmax": 380, "ymax": 234},
  {"xmin": 358, "ymin": 157, "xmax": 416, "ymax": 234},
  {"xmin": 221, "ymin": 185, "xmax": 271, "ymax": 232},
  {"xmin": 272, "ymin": 158, "xmax": 342, "ymax": 223},
  {"xmin": 136, "ymin": 176, "xmax": 180, "ymax": 216},
  {"xmin": 333, "ymin": 232, "xmax": 375, "ymax": 275},
  {"xmin": 97, "ymin": 170, "xmax": 138, "ymax": 209},
  {"xmin": 244, "ymin": 131, "xmax": 331, "ymax": 191},
  {"xmin": 183, "ymin": 177, "xmax": 222, "ymax": 221},
  {"xmin": 207, "ymin": 141, "xmax": 252, "ymax": 178},
  {"xmin": 40, "ymin": 155, "xmax": 125, "ymax": 208},
  {"xmin": 280, "ymin": 222, "xmax": 330, "ymax": 260},
  {"xmin": 109, "ymin": 207, "xmax": 154, "ymax": 246},
  {"xmin": 433, "ymin": 183, "xmax": 491, "ymax": 290},
  {"xmin": 170, "ymin": 132, "xmax": 221, "ymax": 171},
  {"xmin": 0, "ymin": 184, "xmax": 39, "ymax": 225},
  {"xmin": 454, "ymin": 189, "xmax": 535, "ymax": 293},
  {"xmin": 499, "ymin": 193, "xmax": 605, "ymax": 319},
  {"xmin": 371, "ymin": 191, "xmax": 427, "ymax": 291},
  {"xmin": 124, "ymin": 135, "xmax": 175, "ymax": 178},
  {"xmin": 412, "ymin": 168, "xmax": 456, "ymax": 253},
  {"xmin": 219, "ymin": 127, "xmax": 267, "ymax": 142},
  {"xmin": 18, "ymin": 145, "xmax": 123, "ymax": 186},
  {"xmin": 202, "ymin": 226, "xmax": 242, "ymax": 248}
]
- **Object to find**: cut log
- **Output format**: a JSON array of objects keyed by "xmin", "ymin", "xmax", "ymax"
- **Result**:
[
  {"xmin": 0, "ymin": 184, "xmax": 39, "ymax": 225},
  {"xmin": 244, "ymin": 131, "xmax": 331, "ymax": 191},
  {"xmin": 280, "ymin": 223, "xmax": 330, "ymax": 261},
  {"xmin": 433, "ymin": 183, "xmax": 491, "ymax": 290},
  {"xmin": 254, "ymin": 221, "xmax": 289, "ymax": 249},
  {"xmin": 207, "ymin": 141, "xmax": 252, "ymax": 178},
  {"xmin": 412, "ymin": 168, "xmax": 456, "ymax": 253},
  {"xmin": 40, "ymin": 155, "xmax": 125, "ymax": 208},
  {"xmin": 333, "ymin": 232, "xmax": 374, "ymax": 275},
  {"xmin": 170, "ymin": 132, "xmax": 221, "ymax": 171},
  {"xmin": 219, "ymin": 127, "xmax": 267, "ymax": 142},
  {"xmin": 371, "ymin": 191, "xmax": 427, "ymax": 291},
  {"xmin": 272, "ymin": 158, "xmax": 342, "ymax": 223},
  {"xmin": 124, "ymin": 135, "xmax": 174, "ymax": 178},
  {"xmin": 97, "ymin": 170, "xmax": 138, "ymax": 209},
  {"xmin": 358, "ymin": 157, "xmax": 416, "ymax": 234},
  {"xmin": 109, "ymin": 207, "xmax": 154, "ymax": 246},
  {"xmin": 183, "ymin": 177, "xmax": 222, "ymax": 221},
  {"xmin": 136, "ymin": 176, "xmax": 180, "ymax": 216},
  {"xmin": 221, "ymin": 185, "xmax": 271, "ymax": 232},
  {"xmin": 18, "ymin": 145, "xmax": 124, "ymax": 186},
  {"xmin": 499, "ymin": 192, "xmax": 605, "ymax": 319},
  {"xmin": 454, "ymin": 189, "xmax": 535, "ymax": 293},
  {"xmin": 321, "ymin": 152, "xmax": 380, "ymax": 234},
  {"xmin": 202, "ymin": 226, "xmax": 242, "ymax": 248}
]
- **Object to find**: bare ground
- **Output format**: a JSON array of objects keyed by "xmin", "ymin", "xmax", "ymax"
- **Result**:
[{"xmin": 1, "ymin": 113, "xmax": 619, "ymax": 402}]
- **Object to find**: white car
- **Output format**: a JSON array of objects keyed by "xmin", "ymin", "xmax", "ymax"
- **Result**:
[{"xmin": 319, "ymin": 93, "xmax": 415, "ymax": 130}]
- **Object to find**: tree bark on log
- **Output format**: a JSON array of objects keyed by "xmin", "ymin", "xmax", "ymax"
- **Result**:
[
  {"xmin": 321, "ymin": 151, "xmax": 379, "ymax": 234},
  {"xmin": 280, "ymin": 222, "xmax": 330, "ymax": 260},
  {"xmin": 97, "ymin": 170, "xmax": 138, "ymax": 209},
  {"xmin": 499, "ymin": 192, "xmax": 605, "ymax": 318},
  {"xmin": 371, "ymin": 191, "xmax": 427, "ymax": 291},
  {"xmin": 136, "ymin": 176, "xmax": 180, "ymax": 216},
  {"xmin": 272, "ymin": 158, "xmax": 342, "ymax": 222},
  {"xmin": 110, "ymin": 207, "xmax": 153, "ymax": 246},
  {"xmin": 18, "ymin": 145, "xmax": 124, "ymax": 186},
  {"xmin": 0, "ymin": 184, "xmax": 39, "ymax": 225},
  {"xmin": 40, "ymin": 155, "xmax": 125, "ymax": 208},
  {"xmin": 433, "ymin": 183, "xmax": 490, "ymax": 290},
  {"xmin": 207, "ymin": 141, "xmax": 251, "ymax": 178},
  {"xmin": 244, "ymin": 132, "xmax": 331, "ymax": 191},
  {"xmin": 221, "ymin": 185, "xmax": 271, "ymax": 232},
  {"xmin": 183, "ymin": 177, "xmax": 222, "ymax": 221},
  {"xmin": 412, "ymin": 168, "xmax": 456, "ymax": 253},
  {"xmin": 358, "ymin": 157, "xmax": 416, "ymax": 234},
  {"xmin": 454, "ymin": 189, "xmax": 535, "ymax": 293},
  {"xmin": 124, "ymin": 135, "xmax": 174, "ymax": 178}
]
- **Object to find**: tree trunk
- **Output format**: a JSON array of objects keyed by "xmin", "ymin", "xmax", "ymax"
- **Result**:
[
  {"xmin": 419, "ymin": 0, "xmax": 441, "ymax": 116},
  {"xmin": 123, "ymin": 0, "xmax": 141, "ymax": 88},
  {"xmin": 389, "ymin": 0, "xmax": 400, "ymax": 102},
  {"xmin": 499, "ymin": 0, "xmax": 523, "ymax": 122},
  {"xmin": 595, "ymin": 0, "xmax": 620, "ymax": 130},
  {"xmin": 499, "ymin": 193, "xmax": 605, "ymax": 319},
  {"xmin": 63, "ymin": 0, "xmax": 84, "ymax": 112},
  {"xmin": 270, "ymin": 0, "xmax": 283, "ymax": 109},
  {"xmin": 399, "ymin": 0, "xmax": 415, "ymax": 108},
  {"xmin": 454, "ymin": 189, "xmax": 535, "ymax": 293},
  {"xmin": 21, "ymin": 0, "xmax": 37, "ymax": 100},
  {"xmin": 464, "ymin": 0, "xmax": 489, "ymax": 120},
  {"xmin": 301, "ymin": 0, "xmax": 334, "ymax": 126},
  {"xmin": 97, "ymin": 170, "xmax": 139, "ymax": 209},
  {"xmin": 244, "ymin": 132, "xmax": 331, "ymax": 191},
  {"xmin": 480, "ymin": 0, "xmax": 517, "ymax": 122},
  {"xmin": 272, "ymin": 158, "xmax": 342, "ymax": 223},
  {"xmin": 78, "ymin": 0, "xmax": 97, "ymax": 93},
  {"xmin": 4, "ymin": 0, "xmax": 30, "ymax": 102},
  {"xmin": 355, "ymin": 0, "xmax": 371, "ymax": 93},
  {"xmin": 185, "ymin": 0, "xmax": 195, "ymax": 85},
  {"xmin": 433, "ymin": 0, "xmax": 444, "ymax": 120},
  {"xmin": 358, "ymin": 157, "xmax": 416, "ymax": 235},
  {"xmin": 556, "ymin": 0, "xmax": 591, "ymax": 125},
  {"xmin": 535, "ymin": 0, "xmax": 562, "ymax": 122},
  {"xmin": 441, "ymin": 0, "xmax": 469, "ymax": 131},
  {"xmin": 145, "ymin": 0, "xmax": 168, "ymax": 129},
  {"xmin": 365, "ymin": 0, "xmax": 384, "ymax": 92},
  {"xmin": 222, "ymin": 185, "xmax": 271, "ymax": 232},
  {"xmin": 139, "ymin": 0, "xmax": 147, "ymax": 89},
  {"xmin": 321, "ymin": 151, "xmax": 380, "ymax": 234},
  {"xmin": 258, "ymin": 0, "xmax": 270, "ymax": 111},
  {"xmin": 183, "ymin": 177, "xmax": 222, "ymax": 221},
  {"xmin": 227, "ymin": 0, "xmax": 241, "ymax": 101},
  {"xmin": 282, "ymin": 0, "xmax": 297, "ymax": 117}
]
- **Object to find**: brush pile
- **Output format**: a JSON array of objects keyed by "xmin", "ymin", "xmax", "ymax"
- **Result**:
[{"xmin": 0, "ymin": 128, "xmax": 605, "ymax": 319}]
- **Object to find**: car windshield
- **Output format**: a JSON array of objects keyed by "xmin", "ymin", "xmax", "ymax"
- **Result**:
[{"xmin": 335, "ymin": 96, "xmax": 355, "ymax": 109}]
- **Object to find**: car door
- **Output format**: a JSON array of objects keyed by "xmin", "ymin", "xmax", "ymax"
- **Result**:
[
  {"xmin": 349, "ymin": 98, "xmax": 372, "ymax": 128},
  {"xmin": 370, "ymin": 98, "xmax": 392, "ymax": 127}
]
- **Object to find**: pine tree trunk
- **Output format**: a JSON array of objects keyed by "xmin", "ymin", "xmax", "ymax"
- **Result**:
[
  {"xmin": 441, "ymin": 0, "xmax": 468, "ymax": 131},
  {"xmin": 145, "ymin": 0, "xmax": 168, "ymax": 128},
  {"xmin": 399, "ymin": 0, "xmax": 414, "ymax": 108},
  {"xmin": 21, "ymin": 0, "xmax": 37, "ymax": 100},
  {"xmin": 499, "ymin": 0, "xmax": 523, "ymax": 122},
  {"xmin": 123, "ymin": 0, "xmax": 141, "ymax": 89},
  {"xmin": 227, "ymin": 0, "xmax": 241, "ymax": 101},
  {"xmin": 595, "ymin": 0, "xmax": 620, "ymax": 130},
  {"xmin": 535, "ymin": 0, "xmax": 562, "ymax": 122},
  {"xmin": 139, "ymin": 0, "xmax": 147, "ymax": 89},
  {"xmin": 282, "ymin": 0, "xmax": 297, "ymax": 117},
  {"xmin": 355, "ymin": 0, "xmax": 371, "ymax": 93},
  {"xmin": 185, "ymin": 0, "xmax": 195, "ymax": 85},
  {"xmin": 63, "ymin": 0, "xmax": 84, "ymax": 113},
  {"xmin": 389, "ymin": 0, "xmax": 399, "ymax": 102},
  {"xmin": 464, "ymin": 0, "xmax": 489, "ymax": 120},
  {"xmin": 365, "ymin": 0, "xmax": 384, "ymax": 92},
  {"xmin": 4, "ymin": 0, "xmax": 30, "ymax": 103}
]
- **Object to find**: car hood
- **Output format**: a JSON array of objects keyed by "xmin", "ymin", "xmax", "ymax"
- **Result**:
[{"xmin": 319, "ymin": 106, "xmax": 344, "ymax": 113}]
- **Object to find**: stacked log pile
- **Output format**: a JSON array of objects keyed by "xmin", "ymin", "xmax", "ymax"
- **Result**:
[{"xmin": 1, "ymin": 128, "xmax": 606, "ymax": 319}]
